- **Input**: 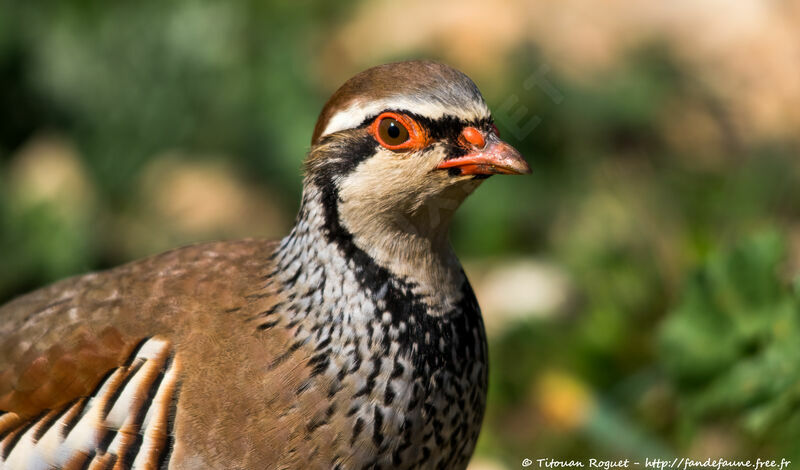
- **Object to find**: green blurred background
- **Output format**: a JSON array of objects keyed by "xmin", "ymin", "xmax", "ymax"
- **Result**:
[{"xmin": 1, "ymin": 0, "xmax": 800, "ymax": 468}]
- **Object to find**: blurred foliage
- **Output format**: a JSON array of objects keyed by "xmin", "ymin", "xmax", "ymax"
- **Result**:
[
  {"xmin": 660, "ymin": 232, "xmax": 800, "ymax": 458},
  {"xmin": 1, "ymin": 0, "xmax": 799, "ymax": 467}
]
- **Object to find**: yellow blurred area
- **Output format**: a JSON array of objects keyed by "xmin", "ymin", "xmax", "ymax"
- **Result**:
[
  {"xmin": 324, "ymin": 0, "xmax": 800, "ymax": 142},
  {"xmin": 8, "ymin": 134, "xmax": 94, "ymax": 218},
  {"xmin": 533, "ymin": 370, "xmax": 593, "ymax": 431},
  {"xmin": 123, "ymin": 154, "xmax": 290, "ymax": 257}
]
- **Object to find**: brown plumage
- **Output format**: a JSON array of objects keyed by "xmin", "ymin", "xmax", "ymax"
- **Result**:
[{"xmin": 0, "ymin": 60, "xmax": 530, "ymax": 469}]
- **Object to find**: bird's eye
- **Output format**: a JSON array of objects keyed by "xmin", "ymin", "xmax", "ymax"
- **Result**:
[
  {"xmin": 377, "ymin": 117, "xmax": 410, "ymax": 147},
  {"xmin": 370, "ymin": 112, "xmax": 427, "ymax": 151}
]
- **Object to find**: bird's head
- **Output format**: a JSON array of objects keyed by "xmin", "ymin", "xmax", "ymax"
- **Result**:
[{"xmin": 302, "ymin": 61, "xmax": 530, "ymax": 277}]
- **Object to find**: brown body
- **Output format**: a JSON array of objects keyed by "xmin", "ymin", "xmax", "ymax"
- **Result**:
[{"xmin": 1, "ymin": 240, "xmax": 340, "ymax": 468}]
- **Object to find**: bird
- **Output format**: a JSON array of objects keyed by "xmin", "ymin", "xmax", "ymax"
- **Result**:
[{"xmin": 0, "ymin": 60, "xmax": 530, "ymax": 469}]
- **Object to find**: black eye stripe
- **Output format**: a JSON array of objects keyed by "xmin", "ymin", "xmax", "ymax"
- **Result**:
[
  {"xmin": 420, "ymin": 115, "xmax": 494, "ymax": 141},
  {"xmin": 316, "ymin": 109, "xmax": 494, "ymax": 178},
  {"xmin": 313, "ymin": 110, "xmax": 493, "ymax": 179},
  {"xmin": 357, "ymin": 110, "xmax": 493, "ymax": 142}
]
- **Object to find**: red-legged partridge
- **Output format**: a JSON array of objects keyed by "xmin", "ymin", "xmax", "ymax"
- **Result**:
[{"xmin": 0, "ymin": 60, "xmax": 530, "ymax": 469}]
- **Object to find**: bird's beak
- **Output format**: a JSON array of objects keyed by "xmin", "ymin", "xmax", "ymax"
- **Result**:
[{"xmin": 436, "ymin": 132, "xmax": 531, "ymax": 176}]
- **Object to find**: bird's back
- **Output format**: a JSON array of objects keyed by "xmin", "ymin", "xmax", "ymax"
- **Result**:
[{"xmin": 0, "ymin": 239, "xmax": 332, "ymax": 468}]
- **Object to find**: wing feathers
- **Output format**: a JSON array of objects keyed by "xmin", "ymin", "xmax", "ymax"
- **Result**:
[{"xmin": 0, "ymin": 337, "xmax": 180, "ymax": 470}]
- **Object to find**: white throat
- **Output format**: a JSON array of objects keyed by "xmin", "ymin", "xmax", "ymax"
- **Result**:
[
  {"xmin": 284, "ymin": 180, "xmax": 478, "ymax": 311},
  {"xmin": 336, "ymin": 179, "xmax": 481, "ymax": 310}
]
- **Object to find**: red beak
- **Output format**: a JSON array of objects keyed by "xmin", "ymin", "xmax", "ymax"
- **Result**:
[{"xmin": 437, "ymin": 134, "xmax": 531, "ymax": 176}]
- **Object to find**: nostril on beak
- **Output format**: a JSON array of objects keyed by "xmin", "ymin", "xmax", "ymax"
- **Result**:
[{"xmin": 461, "ymin": 127, "xmax": 485, "ymax": 149}]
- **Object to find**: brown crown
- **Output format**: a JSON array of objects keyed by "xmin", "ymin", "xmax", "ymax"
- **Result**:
[{"xmin": 311, "ymin": 60, "xmax": 485, "ymax": 145}]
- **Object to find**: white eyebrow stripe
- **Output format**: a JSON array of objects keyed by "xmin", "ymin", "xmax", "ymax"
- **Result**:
[{"xmin": 320, "ymin": 96, "xmax": 491, "ymax": 140}]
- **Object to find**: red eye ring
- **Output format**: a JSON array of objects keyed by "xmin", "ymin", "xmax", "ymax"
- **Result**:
[
  {"xmin": 369, "ymin": 112, "xmax": 428, "ymax": 151},
  {"xmin": 490, "ymin": 123, "xmax": 500, "ymax": 137}
]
